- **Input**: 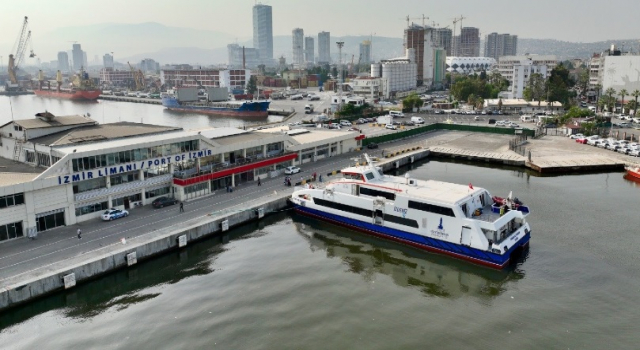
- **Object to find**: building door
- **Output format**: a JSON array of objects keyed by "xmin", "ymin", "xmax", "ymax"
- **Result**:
[
  {"xmin": 124, "ymin": 198, "xmax": 130, "ymax": 210},
  {"xmin": 36, "ymin": 210, "xmax": 66, "ymax": 232}
]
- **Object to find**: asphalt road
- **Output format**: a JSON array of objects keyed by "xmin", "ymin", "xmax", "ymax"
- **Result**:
[{"xmin": 0, "ymin": 133, "xmax": 427, "ymax": 285}]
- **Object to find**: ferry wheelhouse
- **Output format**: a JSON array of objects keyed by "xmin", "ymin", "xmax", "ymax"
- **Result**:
[{"xmin": 290, "ymin": 155, "xmax": 531, "ymax": 269}]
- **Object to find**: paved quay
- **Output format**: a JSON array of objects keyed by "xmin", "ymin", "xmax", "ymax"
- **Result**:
[
  {"xmin": 2, "ymin": 126, "xmax": 638, "ymax": 310},
  {"xmin": 423, "ymin": 131, "xmax": 638, "ymax": 172},
  {"xmin": 0, "ymin": 132, "xmax": 428, "ymax": 311}
]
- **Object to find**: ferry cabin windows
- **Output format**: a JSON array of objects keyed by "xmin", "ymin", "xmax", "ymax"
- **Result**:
[
  {"xmin": 408, "ymin": 200, "xmax": 455, "ymax": 217},
  {"xmin": 365, "ymin": 172, "xmax": 375, "ymax": 180},
  {"xmin": 313, "ymin": 198, "xmax": 418, "ymax": 228},
  {"xmin": 0, "ymin": 193, "xmax": 25, "ymax": 208},
  {"xmin": 359, "ymin": 187, "xmax": 396, "ymax": 200}
]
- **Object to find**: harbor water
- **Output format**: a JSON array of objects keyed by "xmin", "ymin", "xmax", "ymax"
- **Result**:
[
  {"xmin": 1, "ymin": 156, "xmax": 638, "ymax": 349},
  {"xmin": 0, "ymin": 95, "xmax": 284, "ymax": 128}
]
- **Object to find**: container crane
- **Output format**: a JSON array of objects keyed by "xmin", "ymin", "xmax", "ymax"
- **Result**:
[{"xmin": 7, "ymin": 16, "xmax": 35, "ymax": 87}]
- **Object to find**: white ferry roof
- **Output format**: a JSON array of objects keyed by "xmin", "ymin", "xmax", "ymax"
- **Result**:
[{"xmin": 339, "ymin": 164, "xmax": 484, "ymax": 206}]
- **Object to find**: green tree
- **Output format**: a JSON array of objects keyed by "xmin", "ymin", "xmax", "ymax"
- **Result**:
[
  {"xmin": 331, "ymin": 67, "xmax": 338, "ymax": 79},
  {"xmin": 618, "ymin": 89, "xmax": 628, "ymax": 114},
  {"xmin": 498, "ymin": 98, "xmax": 503, "ymax": 111},
  {"xmin": 626, "ymin": 100, "xmax": 638, "ymax": 115},
  {"xmin": 402, "ymin": 93, "xmax": 423, "ymax": 111},
  {"xmin": 594, "ymin": 84, "xmax": 602, "ymax": 112},
  {"xmin": 246, "ymin": 76, "xmax": 257, "ymax": 94},
  {"xmin": 605, "ymin": 88, "xmax": 616, "ymax": 112},
  {"xmin": 467, "ymin": 93, "xmax": 477, "ymax": 109},
  {"xmin": 631, "ymin": 89, "xmax": 640, "ymax": 116},
  {"xmin": 475, "ymin": 97, "xmax": 484, "ymax": 111},
  {"xmin": 576, "ymin": 69, "xmax": 590, "ymax": 98},
  {"xmin": 527, "ymin": 73, "xmax": 546, "ymax": 104},
  {"xmin": 545, "ymin": 63, "xmax": 574, "ymax": 107}
]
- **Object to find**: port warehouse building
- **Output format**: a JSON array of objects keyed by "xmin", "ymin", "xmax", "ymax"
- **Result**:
[
  {"xmin": 0, "ymin": 113, "xmax": 360, "ymax": 243},
  {"xmin": 159, "ymin": 69, "xmax": 251, "ymax": 90}
]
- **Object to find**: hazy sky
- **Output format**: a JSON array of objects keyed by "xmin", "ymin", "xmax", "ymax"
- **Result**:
[{"xmin": 2, "ymin": 0, "xmax": 639, "ymax": 60}]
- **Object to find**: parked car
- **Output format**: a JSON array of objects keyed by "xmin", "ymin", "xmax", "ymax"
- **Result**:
[
  {"xmin": 569, "ymin": 133, "xmax": 585, "ymax": 139},
  {"xmin": 152, "ymin": 196, "xmax": 178, "ymax": 208},
  {"xmin": 347, "ymin": 127, "xmax": 360, "ymax": 132},
  {"xmin": 587, "ymin": 138, "xmax": 600, "ymax": 146},
  {"xmin": 340, "ymin": 120, "xmax": 352, "ymax": 126},
  {"xmin": 629, "ymin": 149, "xmax": 640, "ymax": 157},
  {"xmin": 576, "ymin": 138, "xmax": 589, "ymax": 144},
  {"xmin": 488, "ymin": 119, "xmax": 496, "ymax": 124},
  {"xmin": 366, "ymin": 142, "xmax": 379, "ymax": 149},
  {"xmin": 543, "ymin": 123, "xmax": 557, "ymax": 128},
  {"xmin": 617, "ymin": 146, "xmax": 631, "ymax": 154},
  {"xmin": 402, "ymin": 121, "xmax": 415, "ymax": 126},
  {"xmin": 385, "ymin": 124, "xmax": 397, "ymax": 130},
  {"xmin": 308, "ymin": 95, "xmax": 320, "ymax": 101},
  {"xmin": 101, "ymin": 208, "xmax": 129, "ymax": 221},
  {"xmin": 284, "ymin": 166, "xmax": 301, "ymax": 174}
]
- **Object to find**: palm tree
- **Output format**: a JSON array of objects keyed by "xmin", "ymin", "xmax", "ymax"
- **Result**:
[
  {"xmin": 632, "ymin": 89, "xmax": 640, "ymax": 116},
  {"xmin": 605, "ymin": 88, "xmax": 616, "ymax": 112},
  {"xmin": 594, "ymin": 84, "xmax": 602, "ymax": 112},
  {"xmin": 618, "ymin": 89, "xmax": 628, "ymax": 114}
]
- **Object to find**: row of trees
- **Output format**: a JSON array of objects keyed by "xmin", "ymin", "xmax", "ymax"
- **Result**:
[
  {"xmin": 448, "ymin": 71, "xmax": 510, "ymax": 103},
  {"xmin": 598, "ymin": 88, "xmax": 640, "ymax": 115},
  {"xmin": 522, "ymin": 63, "xmax": 576, "ymax": 107}
]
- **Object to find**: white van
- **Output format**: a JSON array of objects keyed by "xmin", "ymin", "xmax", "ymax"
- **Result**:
[
  {"xmin": 411, "ymin": 116, "xmax": 425, "ymax": 124},
  {"xmin": 520, "ymin": 115, "xmax": 534, "ymax": 123},
  {"xmin": 389, "ymin": 110, "xmax": 405, "ymax": 118}
]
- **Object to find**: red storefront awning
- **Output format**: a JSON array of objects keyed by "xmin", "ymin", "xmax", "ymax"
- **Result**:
[{"xmin": 173, "ymin": 153, "xmax": 298, "ymax": 187}]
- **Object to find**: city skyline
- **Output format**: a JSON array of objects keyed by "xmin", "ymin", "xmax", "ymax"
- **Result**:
[{"xmin": 0, "ymin": 0, "xmax": 640, "ymax": 56}]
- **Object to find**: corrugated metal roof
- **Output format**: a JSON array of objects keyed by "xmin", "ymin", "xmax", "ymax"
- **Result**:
[
  {"xmin": 10, "ymin": 115, "xmax": 98, "ymax": 129},
  {"xmin": 30, "ymin": 122, "xmax": 182, "ymax": 146}
]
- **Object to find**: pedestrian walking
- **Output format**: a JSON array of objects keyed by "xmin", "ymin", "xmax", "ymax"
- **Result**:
[
  {"xmin": 258, "ymin": 177, "xmax": 261, "ymax": 186},
  {"xmin": 319, "ymin": 174, "xmax": 323, "ymax": 182},
  {"xmin": 313, "ymin": 172, "xmax": 317, "ymax": 181},
  {"xmin": 77, "ymin": 228, "xmax": 82, "ymax": 239},
  {"xmin": 179, "ymin": 202, "xmax": 184, "ymax": 212}
]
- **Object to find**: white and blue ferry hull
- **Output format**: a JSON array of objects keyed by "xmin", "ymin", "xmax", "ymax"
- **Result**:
[{"xmin": 292, "ymin": 204, "xmax": 530, "ymax": 269}]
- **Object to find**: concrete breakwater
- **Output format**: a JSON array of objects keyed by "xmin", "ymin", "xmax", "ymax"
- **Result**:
[{"xmin": 0, "ymin": 150, "xmax": 430, "ymax": 311}]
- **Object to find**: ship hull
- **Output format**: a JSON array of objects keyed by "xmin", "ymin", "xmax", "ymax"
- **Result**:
[
  {"xmin": 162, "ymin": 97, "xmax": 269, "ymax": 117},
  {"xmin": 626, "ymin": 167, "xmax": 640, "ymax": 181},
  {"xmin": 34, "ymin": 89, "xmax": 101, "ymax": 100},
  {"xmin": 292, "ymin": 204, "xmax": 530, "ymax": 269}
]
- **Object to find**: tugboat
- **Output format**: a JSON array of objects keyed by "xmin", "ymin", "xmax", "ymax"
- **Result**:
[
  {"xmin": 625, "ymin": 166, "xmax": 640, "ymax": 181},
  {"xmin": 290, "ymin": 154, "xmax": 532, "ymax": 269}
]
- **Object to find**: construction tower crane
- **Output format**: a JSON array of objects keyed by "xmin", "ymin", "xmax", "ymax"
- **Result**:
[
  {"xmin": 452, "ymin": 15, "xmax": 466, "ymax": 56},
  {"xmin": 8, "ymin": 16, "xmax": 36, "ymax": 86},
  {"xmin": 127, "ymin": 61, "xmax": 144, "ymax": 91},
  {"xmin": 349, "ymin": 54, "xmax": 355, "ymax": 75}
]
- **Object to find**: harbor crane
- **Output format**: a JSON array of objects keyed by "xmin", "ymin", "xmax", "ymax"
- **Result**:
[
  {"xmin": 127, "ymin": 61, "xmax": 145, "ymax": 91},
  {"xmin": 7, "ymin": 16, "xmax": 35, "ymax": 87}
]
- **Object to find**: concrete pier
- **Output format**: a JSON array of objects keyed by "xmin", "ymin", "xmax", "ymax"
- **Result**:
[{"xmin": 0, "ymin": 149, "xmax": 429, "ymax": 311}]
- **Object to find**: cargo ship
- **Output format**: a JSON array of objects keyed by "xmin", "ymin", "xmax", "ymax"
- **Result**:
[
  {"xmin": 162, "ymin": 87, "xmax": 270, "ymax": 117},
  {"xmin": 34, "ymin": 69, "xmax": 101, "ymax": 100}
]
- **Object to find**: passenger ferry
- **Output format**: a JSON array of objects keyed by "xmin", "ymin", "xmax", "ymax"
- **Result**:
[{"xmin": 290, "ymin": 155, "xmax": 531, "ymax": 269}]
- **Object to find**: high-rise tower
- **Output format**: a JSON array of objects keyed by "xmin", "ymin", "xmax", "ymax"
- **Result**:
[{"xmin": 252, "ymin": 4, "xmax": 273, "ymax": 61}]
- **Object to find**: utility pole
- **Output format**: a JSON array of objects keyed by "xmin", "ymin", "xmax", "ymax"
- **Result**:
[{"xmin": 336, "ymin": 41, "xmax": 344, "ymax": 113}]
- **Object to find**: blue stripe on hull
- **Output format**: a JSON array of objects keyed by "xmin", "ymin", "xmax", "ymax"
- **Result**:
[{"xmin": 293, "ymin": 204, "xmax": 531, "ymax": 269}]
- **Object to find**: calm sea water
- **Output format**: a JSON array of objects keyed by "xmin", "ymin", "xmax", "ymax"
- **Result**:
[
  {"xmin": 0, "ymin": 158, "xmax": 638, "ymax": 350},
  {"xmin": 0, "ymin": 95, "xmax": 283, "ymax": 128}
]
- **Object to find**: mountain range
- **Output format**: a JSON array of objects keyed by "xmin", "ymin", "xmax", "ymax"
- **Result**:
[{"xmin": 24, "ymin": 22, "xmax": 640, "ymax": 65}]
